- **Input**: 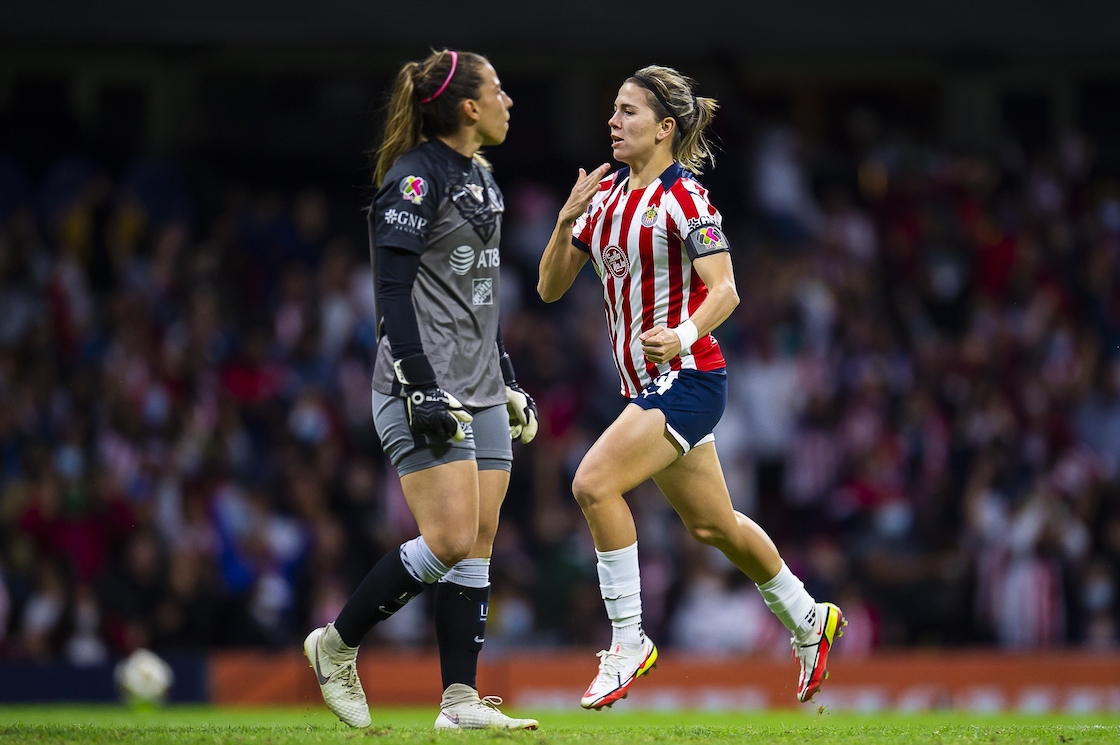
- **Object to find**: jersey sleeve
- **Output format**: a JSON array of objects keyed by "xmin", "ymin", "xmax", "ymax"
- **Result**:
[
  {"xmin": 571, "ymin": 174, "xmax": 616, "ymax": 254},
  {"xmin": 667, "ymin": 180, "xmax": 731, "ymax": 261},
  {"xmin": 371, "ymin": 150, "xmax": 444, "ymax": 255}
]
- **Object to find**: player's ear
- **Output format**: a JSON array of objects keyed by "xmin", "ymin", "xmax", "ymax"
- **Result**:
[
  {"xmin": 657, "ymin": 117, "xmax": 676, "ymax": 143},
  {"xmin": 461, "ymin": 98, "xmax": 482, "ymax": 125}
]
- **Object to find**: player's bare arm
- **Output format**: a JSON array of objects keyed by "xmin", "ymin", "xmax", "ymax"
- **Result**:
[
  {"xmin": 537, "ymin": 164, "xmax": 610, "ymax": 302},
  {"xmin": 640, "ymin": 252, "xmax": 738, "ymax": 364}
]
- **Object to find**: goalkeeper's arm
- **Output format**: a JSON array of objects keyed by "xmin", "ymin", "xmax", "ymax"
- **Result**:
[
  {"xmin": 377, "ymin": 245, "xmax": 471, "ymax": 441},
  {"xmin": 496, "ymin": 325, "xmax": 538, "ymax": 444}
]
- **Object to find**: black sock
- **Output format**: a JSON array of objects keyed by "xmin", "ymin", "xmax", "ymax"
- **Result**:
[
  {"xmin": 334, "ymin": 547, "xmax": 426, "ymax": 647},
  {"xmin": 434, "ymin": 582, "xmax": 490, "ymax": 691}
]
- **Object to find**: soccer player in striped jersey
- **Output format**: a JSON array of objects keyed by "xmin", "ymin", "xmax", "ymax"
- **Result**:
[{"xmin": 538, "ymin": 65, "xmax": 845, "ymax": 708}]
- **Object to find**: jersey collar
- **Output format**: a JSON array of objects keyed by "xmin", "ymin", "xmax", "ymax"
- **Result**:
[
  {"xmin": 429, "ymin": 138, "xmax": 475, "ymax": 169},
  {"xmin": 659, "ymin": 162, "xmax": 685, "ymax": 190},
  {"xmin": 617, "ymin": 162, "xmax": 685, "ymax": 193}
]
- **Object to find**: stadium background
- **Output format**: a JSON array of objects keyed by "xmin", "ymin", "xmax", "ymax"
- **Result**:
[{"xmin": 1, "ymin": 0, "xmax": 1119, "ymax": 712}]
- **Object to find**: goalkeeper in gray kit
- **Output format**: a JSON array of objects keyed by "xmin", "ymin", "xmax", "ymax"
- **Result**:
[{"xmin": 303, "ymin": 49, "xmax": 539, "ymax": 730}]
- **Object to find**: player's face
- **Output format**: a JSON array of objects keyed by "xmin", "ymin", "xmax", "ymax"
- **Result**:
[
  {"xmin": 473, "ymin": 63, "xmax": 513, "ymax": 146},
  {"xmin": 608, "ymin": 82, "xmax": 668, "ymax": 164}
]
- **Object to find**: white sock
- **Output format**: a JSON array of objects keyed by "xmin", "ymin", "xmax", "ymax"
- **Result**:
[
  {"xmin": 756, "ymin": 562, "xmax": 817, "ymax": 639},
  {"xmin": 440, "ymin": 557, "xmax": 490, "ymax": 588},
  {"xmin": 400, "ymin": 536, "xmax": 451, "ymax": 584},
  {"xmin": 596, "ymin": 542, "xmax": 643, "ymax": 649}
]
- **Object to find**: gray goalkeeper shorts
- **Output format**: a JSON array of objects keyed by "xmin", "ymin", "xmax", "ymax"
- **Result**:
[{"xmin": 372, "ymin": 390, "xmax": 512, "ymax": 477}]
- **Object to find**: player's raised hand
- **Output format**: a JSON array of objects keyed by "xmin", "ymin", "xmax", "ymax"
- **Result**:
[
  {"xmin": 640, "ymin": 325, "xmax": 682, "ymax": 364},
  {"xmin": 558, "ymin": 164, "xmax": 611, "ymax": 228}
]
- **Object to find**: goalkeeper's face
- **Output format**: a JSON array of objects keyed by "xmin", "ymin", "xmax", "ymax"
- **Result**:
[{"xmin": 472, "ymin": 63, "xmax": 514, "ymax": 146}]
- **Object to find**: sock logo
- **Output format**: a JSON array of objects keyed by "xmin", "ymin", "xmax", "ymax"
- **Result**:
[
  {"xmin": 805, "ymin": 607, "xmax": 817, "ymax": 628},
  {"xmin": 479, "ymin": 602, "xmax": 489, "ymax": 622}
]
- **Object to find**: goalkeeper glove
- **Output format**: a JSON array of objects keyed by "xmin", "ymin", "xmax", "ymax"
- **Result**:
[
  {"xmin": 500, "ymin": 353, "xmax": 538, "ymax": 444},
  {"xmin": 394, "ymin": 354, "xmax": 473, "ymax": 442}
]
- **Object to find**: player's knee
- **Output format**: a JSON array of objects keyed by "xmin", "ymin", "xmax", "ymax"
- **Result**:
[
  {"xmin": 571, "ymin": 469, "xmax": 608, "ymax": 511},
  {"xmin": 427, "ymin": 527, "xmax": 478, "ymax": 567},
  {"xmin": 688, "ymin": 522, "xmax": 728, "ymax": 547}
]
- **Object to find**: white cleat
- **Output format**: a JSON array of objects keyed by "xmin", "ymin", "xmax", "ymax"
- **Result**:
[
  {"xmin": 433, "ymin": 683, "xmax": 539, "ymax": 730},
  {"xmin": 303, "ymin": 625, "xmax": 371, "ymax": 728},
  {"xmin": 792, "ymin": 602, "xmax": 846, "ymax": 703},
  {"xmin": 580, "ymin": 634, "xmax": 658, "ymax": 709}
]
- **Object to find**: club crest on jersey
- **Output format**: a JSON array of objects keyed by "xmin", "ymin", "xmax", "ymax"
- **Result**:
[
  {"xmin": 602, "ymin": 245, "xmax": 630, "ymax": 279},
  {"xmin": 697, "ymin": 226, "xmax": 726, "ymax": 247},
  {"xmin": 465, "ymin": 183, "xmax": 484, "ymax": 202},
  {"xmin": 399, "ymin": 175, "xmax": 427, "ymax": 205},
  {"xmin": 641, "ymin": 205, "xmax": 658, "ymax": 227}
]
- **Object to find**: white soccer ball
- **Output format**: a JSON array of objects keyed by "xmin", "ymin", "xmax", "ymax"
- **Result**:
[{"xmin": 114, "ymin": 648, "xmax": 174, "ymax": 705}]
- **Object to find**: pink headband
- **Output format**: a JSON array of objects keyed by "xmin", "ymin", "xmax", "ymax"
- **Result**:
[{"xmin": 420, "ymin": 51, "xmax": 458, "ymax": 105}]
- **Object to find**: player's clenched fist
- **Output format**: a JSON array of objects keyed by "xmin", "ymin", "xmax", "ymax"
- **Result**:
[{"xmin": 640, "ymin": 325, "xmax": 682, "ymax": 365}]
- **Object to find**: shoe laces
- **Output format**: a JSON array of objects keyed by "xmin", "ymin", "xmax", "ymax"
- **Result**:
[
  {"xmin": 479, "ymin": 695, "xmax": 505, "ymax": 711},
  {"xmin": 594, "ymin": 647, "xmax": 629, "ymax": 679},
  {"xmin": 333, "ymin": 658, "xmax": 362, "ymax": 695}
]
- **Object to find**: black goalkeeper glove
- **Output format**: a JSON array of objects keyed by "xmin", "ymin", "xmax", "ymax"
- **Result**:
[
  {"xmin": 394, "ymin": 355, "xmax": 473, "ymax": 442},
  {"xmin": 500, "ymin": 354, "xmax": 538, "ymax": 444}
]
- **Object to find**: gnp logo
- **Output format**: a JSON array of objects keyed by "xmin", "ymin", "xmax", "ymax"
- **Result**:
[
  {"xmin": 602, "ymin": 245, "xmax": 629, "ymax": 279},
  {"xmin": 697, "ymin": 226, "xmax": 726, "ymax": 247},
  {"xmin": 383, "ymin": 209, "xmax": 428, "ymax": 235},
  {"xmin": 399, "ymin": 175, "xmax": 427, "ymax": 205}
]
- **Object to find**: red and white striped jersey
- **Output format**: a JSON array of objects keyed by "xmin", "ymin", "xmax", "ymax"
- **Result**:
[{"xmin": 573, "ymin": 162, "xmax": 729, "ymax": 397}]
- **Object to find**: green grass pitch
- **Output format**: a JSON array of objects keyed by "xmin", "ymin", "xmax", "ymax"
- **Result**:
[{"xmin": 0, "ymin": 705, "xmax": 1117, "ymax": 744}]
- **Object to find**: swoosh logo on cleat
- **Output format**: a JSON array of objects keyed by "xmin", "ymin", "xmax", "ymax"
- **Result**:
[
  {"xmin": 441, "ymin": 712, "xmax": 460, "ymax": 724},
  {"xmin": 314, "ymin": 647, "xmax": 330, "ymax": 686}
]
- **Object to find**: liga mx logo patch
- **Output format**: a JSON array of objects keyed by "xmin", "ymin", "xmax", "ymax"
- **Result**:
[
  {"xmin": 399, "ymin": 175, "xmax": 427, "ymax": 205},
  {"xmin": 697, "ymin": 226, "xmax": 727, "ymax": 248},
  {"xmin": 641, "ymin": 205, "xmax": 658, "ymax": 227},
  {"xmin": 472, "ymin": 278, "xmax": 493, "ymax": 305}
]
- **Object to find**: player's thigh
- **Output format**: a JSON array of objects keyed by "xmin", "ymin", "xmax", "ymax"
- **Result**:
[
  {"xmin": 652, "ymin": 442, "xmax": 737, "ymax": 536},
  {"xmin": 575, "ymin": 403, "xmax": 680, "ymax": 500},
  {"xmin": 471, "ymin": 403, "xmax": 513, "ymax": 555},
  {"xmin": 373, "ymin": 390, "xmax": 481, "ymax": 546},
  {"xmin": 400, "ymin": 459, "xmax": 480, "ymax": 546}
]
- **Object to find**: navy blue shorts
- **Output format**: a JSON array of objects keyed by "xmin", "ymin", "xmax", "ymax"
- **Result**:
[{"xmin": 631, "ymin": 368, "xmax": 727, "ymax": 453}]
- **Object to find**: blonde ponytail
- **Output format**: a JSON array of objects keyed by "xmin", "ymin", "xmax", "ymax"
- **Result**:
[
  {"xmin": 630, "ymin": 65, "xmax": 719, "ymax": 174},
  {"xmin": 373, "ymin": 63, "xmax": 423, "ymax": 187}
]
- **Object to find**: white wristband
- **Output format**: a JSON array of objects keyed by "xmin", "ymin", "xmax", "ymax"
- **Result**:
[{"xmin": 672, "ymin": 320, "xmax": 699, "ymax": 353}]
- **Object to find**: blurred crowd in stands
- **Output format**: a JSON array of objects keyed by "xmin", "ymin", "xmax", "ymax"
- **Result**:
[{"xmin": 1, "ymin": 108, "xmax": 1118, "ymax": 667}]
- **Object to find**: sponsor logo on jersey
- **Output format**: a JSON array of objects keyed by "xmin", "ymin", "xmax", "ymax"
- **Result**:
[
  {"xmin": 685, "ymin": 215, "xmax": 719, "ymax": 232},
  {"xmin": 472, "ymin": 278, "xmax": 493, "ymax": 305},
  {"xmin": 476, "ymin": 247, "xmax": 500, "ymax": 269},
  {"xmin": 450, "ymin": 245, "xmax": 475, "ymax": 275},
  {"xmin": 603, "ymin": 245, "xmax": 630, "ymax": 279},
  {"xmin": 383, "ymin": 209, "xmax": 428, "ymax": 235},
  {"xmin": 399, "ymin": 175, "xmax": 427, "ymax": 205},
  {"xmin": 641, "ymin": 205, "xmax": 658, "ymax": 227},
  {"xmin": 697, "ymin": 226, "xmax": 727, "ymax": 248}
]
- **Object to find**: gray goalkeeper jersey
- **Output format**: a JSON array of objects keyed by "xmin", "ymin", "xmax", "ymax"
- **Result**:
[{"xmin": 369, "ymin": 139, "xmax": 505, "ymax": 408}]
